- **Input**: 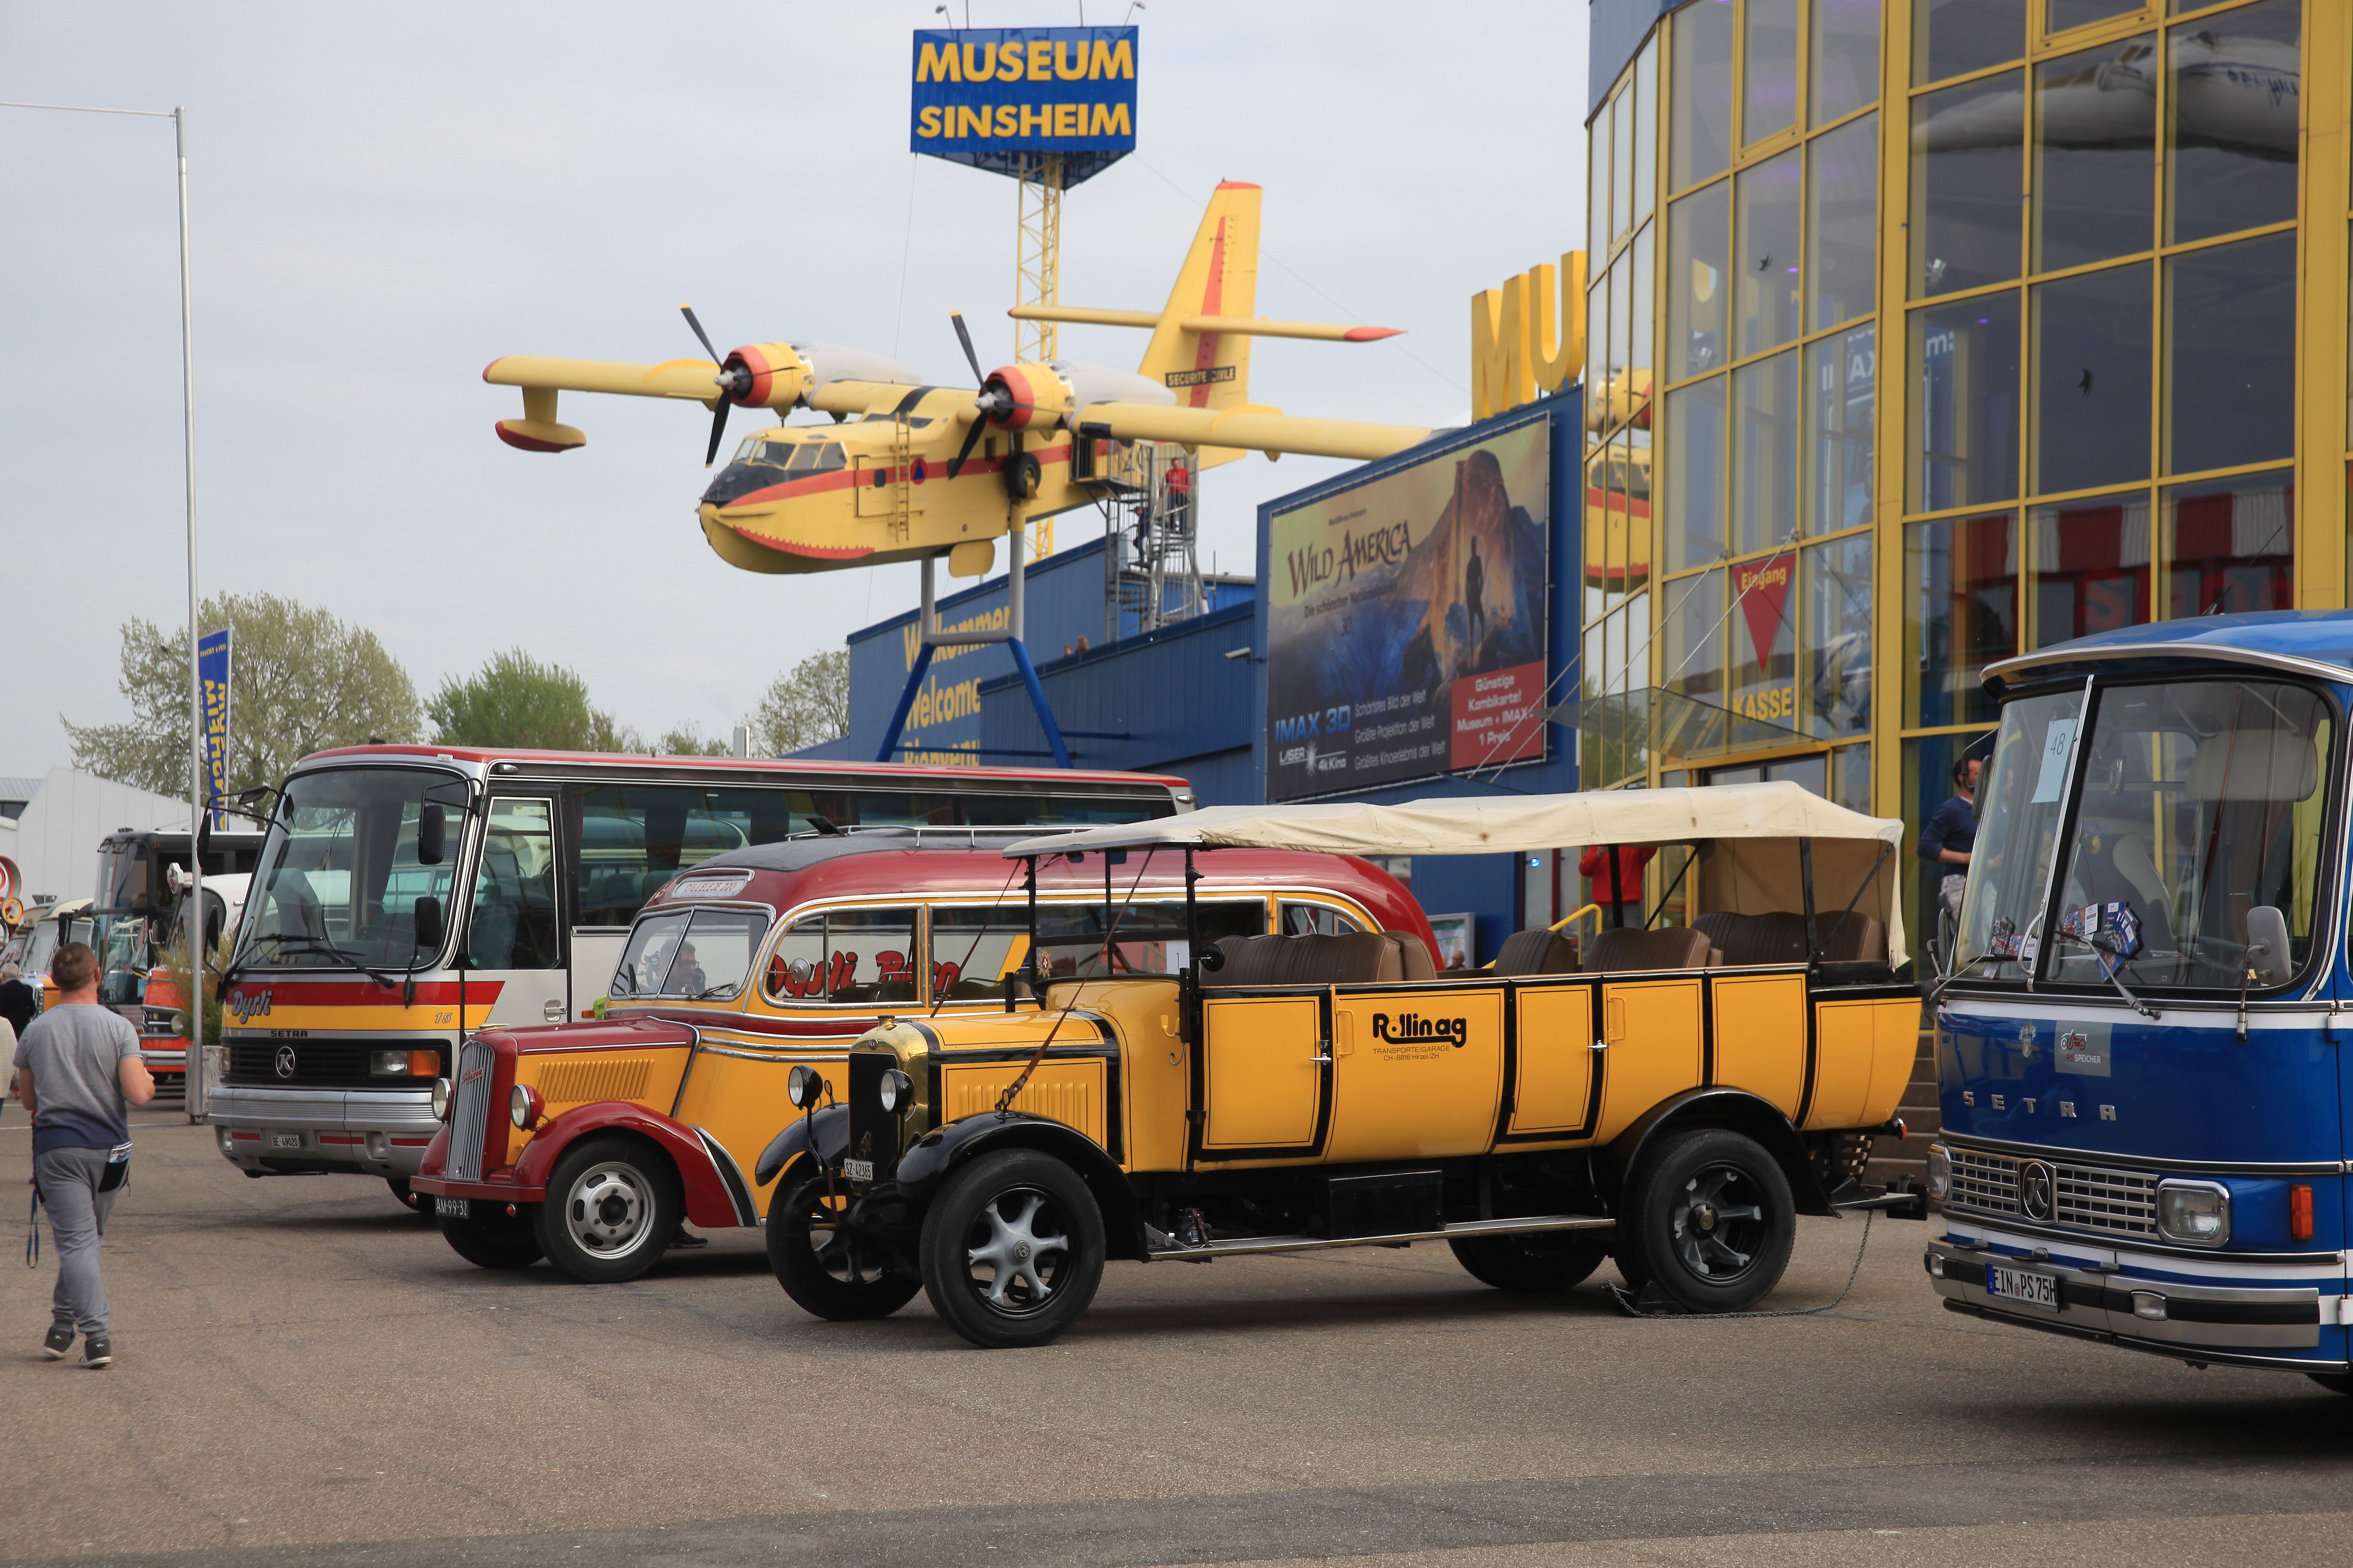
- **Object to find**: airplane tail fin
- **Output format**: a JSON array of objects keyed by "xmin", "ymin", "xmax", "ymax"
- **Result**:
[{"xmin": 1135, "ymin": 181, "xmax": 1262, "ymax": 434}]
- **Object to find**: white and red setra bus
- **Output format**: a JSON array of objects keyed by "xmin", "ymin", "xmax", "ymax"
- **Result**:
[{"xmin": 208, "ymin": 746, "xmax": 1192, "ymax": 1211}]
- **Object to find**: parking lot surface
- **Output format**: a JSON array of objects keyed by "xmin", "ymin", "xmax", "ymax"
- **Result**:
[{"xmin": 4, "ymin": 1111, "xmax": 2351, "ymax": 1567}]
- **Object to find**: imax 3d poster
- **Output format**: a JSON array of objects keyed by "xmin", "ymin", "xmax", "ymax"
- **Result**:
[{"xmin": 1265, "ymin": 420, "xmax": 1550, "ymax": 802}]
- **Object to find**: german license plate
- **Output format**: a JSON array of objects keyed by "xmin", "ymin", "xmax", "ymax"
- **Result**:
[
  {"xmin": 271, "ymin": 1132, "xmax": 303, "ymax": 1150},
  {"xmin": 435, "ymin": 1197, "xmax": 469, "ymax": 1219},
  {"xmin": 842, "ymin": 1158, "xmax": 875, "ymax": 1183},
  {"xmin": 1987, "ymin": 1263, "xmax": 2062, "ymax": 1312}
]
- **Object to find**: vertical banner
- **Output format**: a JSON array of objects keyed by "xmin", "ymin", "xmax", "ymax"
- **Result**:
[
  {"xmin": 1265, "ymin": 420, "xmax": 1551, "ymax": 801},
  {"xmin": 198, "ymin": 627, "xmax": 231, "ymax": 829}
]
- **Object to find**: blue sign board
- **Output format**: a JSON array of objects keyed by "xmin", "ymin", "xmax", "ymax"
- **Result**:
[
  {"xmin": 198, "ymin": 627, "xmax": 231, "ymax": 829},
  {"xmin": 911, "ymin": 26, "xmax": 1137, "ymax": 185}
]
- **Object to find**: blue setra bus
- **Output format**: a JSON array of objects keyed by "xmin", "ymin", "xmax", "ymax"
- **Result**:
[{"xmin": 1924, "ymin": 612, "xmax": 2353, "ymax": 1389}]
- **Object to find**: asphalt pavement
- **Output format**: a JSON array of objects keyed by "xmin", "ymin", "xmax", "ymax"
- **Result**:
[{"xmin": 4, "ymin": 1107, "xmax": 2351, "ymax": 1567}]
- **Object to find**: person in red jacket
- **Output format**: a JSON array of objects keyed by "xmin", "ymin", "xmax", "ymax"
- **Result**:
[{"xmin": 1579, "ymin": 843, "xmax": 1656, "ymax": 926}]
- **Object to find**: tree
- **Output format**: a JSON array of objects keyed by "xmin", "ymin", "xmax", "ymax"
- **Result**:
[
  {"xmin": 428, "ymin": 649, "xmax": 640, "ymax": 752},
  {"xmin": 65, "ymin": 592, "xmax": 422, "ymax": 797},
  {"xmin": 654, "ymin": 726, "xmax": 732, "ymax": 757},
  {"xmin": 751, "ymin": 650, "xmax": 850, "ymax": 755}
]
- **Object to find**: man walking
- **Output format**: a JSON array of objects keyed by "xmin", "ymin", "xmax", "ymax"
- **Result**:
[
  {"xmin": 12, "ymin": 941, "xmax": 152, "ymax": 1368},
  {"xmin": 1918, "ymin": 753, "xmax": 1982, "ymax": 932}
]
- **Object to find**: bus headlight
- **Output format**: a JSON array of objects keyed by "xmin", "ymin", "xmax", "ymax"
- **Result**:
[
  {"xmin": 1925, "ymin": 1145, "xmax": 1952, "ymax": 1201},
  {"xmin": 2156, "ymin": 1180, "xmax": 2230, "ymax": 1247},
  {"xmin": 431, "ymin": 1078, "xmax": 451, "ymax": 1121},
  {"xmin": 370, "ymin": 1049, "xmax": 412, "ymax": 1077},
  {"xmin": 510, "ymin": 1083, "xmax": 545, "ymax": 1131},
  {"xmin": 878, "ymin": 1067, "xmax": 914, "ymax": 1115},
  {"xmin": 787, "ymin": 1064, "xmax": 826, "ymax": 1109}
]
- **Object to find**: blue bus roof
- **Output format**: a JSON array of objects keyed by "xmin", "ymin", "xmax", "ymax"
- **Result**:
[{"xmin": 1988, "ymin": 609, "xmax": 2353, "ymax": 694}]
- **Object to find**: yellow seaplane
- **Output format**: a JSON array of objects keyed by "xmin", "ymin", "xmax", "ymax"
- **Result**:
[{"xmin": 483, "ymin": 182, "xmax": 1435, "ymax": 580}]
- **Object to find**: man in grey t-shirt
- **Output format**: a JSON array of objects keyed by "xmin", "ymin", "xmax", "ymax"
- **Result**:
[{"xmin": 12, "ymin": 941, "xmax": 153, "ymax": 1368}]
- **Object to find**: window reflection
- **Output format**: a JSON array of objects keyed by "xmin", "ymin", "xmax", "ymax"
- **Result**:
[
  {"xmin": 1663, "ymin": 567, "xmax": 1729, "ymax": 708},
  {"xmin": 2032, "ymin": 263, "xmax": 2152, "ymax": 497},
  {"xmin": 1803, "ymin": 533, "xmax": 1873, "ymax": 737},
  {"xmin": 1667, "ymin": 182, "xmax": 1730, "ymax": 380},
  {"xmin": 1634, "ymin": 40, "xmax": 1658, "ymax": 226},
  {"xmin": 2034, "ymin": 36, "xmax": 2155, "ymax": 272},
  {"xmin": 2029, "ymin": 492, "xmax": 2151, "ymax": 648},
  {"xmin": 1903, "ymin": 511, "xmax": 2017, "ymax": 728},
  {"xmin": 1833, "ymin": 740, "xmax": 1873, "ymax": 815},
  {"xmin": 2167, "ymin": 0, "xmax": 2300, "ymax": 245},
  {"xmin": 1909, "ymin": 291, "xmax": 2020, "ymax": 513},
  {"xmin": 1806, "ymin": 325, "xmax": 1876, "ymax": 535},
  {"xmin": 1735, "ymin": 148, "xmax": 1803, "ymax": 357},
  {"xmin": 2166, "ymin": 230, "xmax": 2295, "ymax": 475},
  {"xmin": 1628, "ymin": 224, "xmax": 1655, "ymax": 401},
  {"xmin": 1671, "ymin": 0, "xmax": 1736, "ymax": 189},
  {"xmin": 1624, "ymin": 428, "xmax": 1655, "ymax": 604},
  {"xmin": 1586, "ymin": 269, "xmax": 1611, "ymax": 449},
  {"xmin": 1611, "ymin": 80, "xmax": 1634, "ymax": 244},
  {"xmin": 2050, "ymin": 0, "xmax": 2141, "ymax": 30},
  {"xmin": 1912, "ymin": 70, "xmax": 2023, "ymax": 299},
  {"xmin": 1589, "ymin": 97, "xmax": 1611, "ymax": 266},
  {"xmin": 1733, "ymin": 350, "xmax": 1801, "ymax": 556},
  {"xmin": 1913, "ymin": 0, "xmax": 2026, "ymax": 86},
  {"xmin": 2164, "ymin": 470, "xmax": 2293, "ymax": 618},
  {"xmin": 1743, "ymin": 0, "xmax": 1799, "ymax": 144},
  {"xmin": 1806, "ymin": 114, "xmax": 1878, "ymax": 331},
  {"xmin": 1584, "ymin": 452, "xmax": 1614, "ymax": 621},
  {"xmin": 1664, "ymin": 376, "xmax": 1728, "ymax": 573},
  {"xmin": 1810, "ymin": 0, "xmax": 1880, "ymax": 125}
]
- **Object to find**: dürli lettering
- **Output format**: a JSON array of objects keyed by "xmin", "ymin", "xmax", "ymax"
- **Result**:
[{"xmin": 1371, "ymin": 1011, "xmax": 1468, "ymax": 1048}]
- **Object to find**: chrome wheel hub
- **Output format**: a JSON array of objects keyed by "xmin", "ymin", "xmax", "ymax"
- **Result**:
[{"xmin": 565, "ymin": 1163, "xmax": 654, "ymax": 1259}]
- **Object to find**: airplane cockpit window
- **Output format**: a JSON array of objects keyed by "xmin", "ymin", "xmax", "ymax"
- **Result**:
[
  {"xmin": 797, "ymin": 443, "xmax": 847, "ymax": 474},
  {"xmin": 755, "ymin": 440, "xmax": 799, "ymax": 467}
]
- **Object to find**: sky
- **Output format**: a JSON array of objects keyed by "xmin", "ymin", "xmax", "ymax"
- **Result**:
[{"xmin": 0, "ymin": 2, "xmax": 1587, "ymax": 779}]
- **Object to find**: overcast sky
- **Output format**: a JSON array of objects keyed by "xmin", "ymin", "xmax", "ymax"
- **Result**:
[{"xmin": 0, "ymin": 2, "xmax": 1586, "ymax": 780}]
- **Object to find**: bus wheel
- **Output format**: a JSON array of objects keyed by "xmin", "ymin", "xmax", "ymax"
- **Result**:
[
  {"xmin": 2308, "ymin": 1373, "xmax": 2353, "ymax": 1396},
  {"xmin": 438, "ymin": 1205, "xmax": 543, "ymax": 1270},
  {"xmin": 534, "ymin": 1136, "xmax": 681, "ymax": 1284},
  {"xmin": 1450, "ymin": 1231, "xmax": 1611, "ymax": 1293},
  {"xmin": 1620, "ymin": 1129, "xmax": 1795, "ymax": 1313},
  {"xmin": 388, "ymin": 1177, "xmax": 429, "ymax": 1215},
  {"xmin": 768, "ymin": 1171, "xmax": 921, "ymax": 1320},
  {"xmin": 919, "ymin": 1150, "xmax": 1104, "ymax": 1349}
]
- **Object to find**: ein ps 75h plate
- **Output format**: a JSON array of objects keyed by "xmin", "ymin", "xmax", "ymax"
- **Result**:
[{"xmin": 1986, "ymin": 1263, "xmax": 2061, "ymax": 1312}]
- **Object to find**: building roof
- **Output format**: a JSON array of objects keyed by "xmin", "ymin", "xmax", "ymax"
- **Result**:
[{"xmin": 0, "ymin": 777, "xmax": 41, "ymax": 803}]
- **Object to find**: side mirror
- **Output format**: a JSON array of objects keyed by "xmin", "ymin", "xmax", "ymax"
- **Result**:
[
  {"xmin": 417, "ymin": 802, "xmax": 447, "ymax": 866},
  {"xmin": 414, "ymin": 895, "xmax": 445, "ymax": 951},
  {"xmin": 2248, "ymin": 905, "xmax": 2293, "ymax": 987}
]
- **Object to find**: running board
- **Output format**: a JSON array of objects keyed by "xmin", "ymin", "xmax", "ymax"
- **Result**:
[{"xmin": 1146, "ymin": 1212, "xmax": 1616, "ymax": 1261}]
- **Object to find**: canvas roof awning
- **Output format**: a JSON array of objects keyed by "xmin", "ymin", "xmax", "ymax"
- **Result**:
[{"xmin": 1006, "ymin": 782, "xmax": 1909, "ymax": 968}]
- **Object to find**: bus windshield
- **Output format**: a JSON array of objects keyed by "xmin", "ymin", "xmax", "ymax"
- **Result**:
[
  {"xmin": 234, "ymin": 768, "xmax": 466, "ymax": 973},
  {"xmin": 1963, "ymin": 679, "xmax": 2335, "ymax": 991}
]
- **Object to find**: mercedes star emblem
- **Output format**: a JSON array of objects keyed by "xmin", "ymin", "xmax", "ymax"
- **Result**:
[
  {"xmin": 2018, "ymin": 1159, "xmax": 2055, "ymax": 1222},
  {"xmin": 274, "ymin": 1045, "xmax": 297, "ymax": 1080}
]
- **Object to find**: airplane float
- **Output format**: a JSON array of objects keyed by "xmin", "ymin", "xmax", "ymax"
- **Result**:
[{"xmin": 483, "ymin": 181, "xmax": 1436, "ymax": 765}]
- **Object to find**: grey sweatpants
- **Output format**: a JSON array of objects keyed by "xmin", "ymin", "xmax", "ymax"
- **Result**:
[{"xmin": 34, "ymin": 1147, "xmax": 119, "ymax": 1336}]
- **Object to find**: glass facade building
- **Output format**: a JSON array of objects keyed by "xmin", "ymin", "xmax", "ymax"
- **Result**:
[{"xmin": 1582, "ymin": 0, "xmax": 2344, "ymax": 934}]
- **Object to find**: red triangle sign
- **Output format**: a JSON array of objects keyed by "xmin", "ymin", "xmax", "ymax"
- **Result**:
[{"xmin": 1733, "ymin": 550, "xmax": 1796, "ymax": 667}]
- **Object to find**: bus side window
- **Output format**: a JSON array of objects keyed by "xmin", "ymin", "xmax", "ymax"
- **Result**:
[
  {"xmin": 762, "ymin": 906, "xmax": 920, "ymax": 1006},
  {"xmin": 471, "ymin": 799, "xmax": 561, "ymax": 971},
  {"xmin": 1281, "ymin": 901, "xmax": 1360, "ymax": 937},
  {"xmin": 572, "ymin": 785, "xmax": 794, "ymax": 928}
]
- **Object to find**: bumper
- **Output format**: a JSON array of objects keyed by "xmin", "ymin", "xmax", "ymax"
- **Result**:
[
  {"xmin": 208, "ymin": 1085, "xmax": 441, "ymax": 1177},
  {"xmin": 1924, "ymin": 1220, "xmax": 2337, "ymax": 1367},
  {"xmin": 139, "ymin": 1046, "xmax": 186, "ymax": 1074},
  {"xmin": 410, "ymin": 1171, "xmax": 549, "ymax": 1204}
]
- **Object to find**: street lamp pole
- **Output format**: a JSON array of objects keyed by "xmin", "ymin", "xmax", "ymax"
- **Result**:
[{"xmin": 0, "ymin": 99, "xmax": 203, "ymax": 1121}]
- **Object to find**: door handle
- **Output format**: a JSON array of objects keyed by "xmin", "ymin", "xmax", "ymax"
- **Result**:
[
  {"xmin": 1308, "ymin": 1041, "xmax": 1333, "ymax": 1064},
  {"xmin": 543, "ymin": 999, "xmax": 565, "ymax": 1022},
  {"xmin": 1334, "ymin": 1013, "xmax": 1354, "ymax": 1058},
  {"xmin": 1603, "ymin": 995, "xmax": 1625, "ymax": 1046}
]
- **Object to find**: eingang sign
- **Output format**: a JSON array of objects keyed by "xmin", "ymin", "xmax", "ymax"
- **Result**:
[
  {"xmin": 1264, "ymin": 420, "xmax": 1552, "ymax": 802},
  {"xmin": 911, "ymin": 26, "xmax": 1137, "ymax": 184}
]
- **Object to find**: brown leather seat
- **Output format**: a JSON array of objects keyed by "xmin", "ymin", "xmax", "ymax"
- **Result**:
[
  {"xmin": 1580, "ymin": 926, "xmax": 1719, "ymax": 973},
  {"xmin": 1381, "ymin": 931, "xmax": 1438, "ymax": 981},
  {"xmin": 1695, "ymin": 910, "xmax": 1885, "ymax": 965},
  {"xmin": 1203, "ymin": 932, "xmax": 1400, "ymax": 987},
  {"xmin": 1492, "ymin": 927, "xmax": 1579, "ymax": 976}
]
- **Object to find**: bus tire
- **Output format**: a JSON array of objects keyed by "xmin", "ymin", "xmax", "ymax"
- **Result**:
[
  {"xmin": 768, "ymin": 1171, "xmax": 922, "ymax": 1320},
  {"xmin": 2307, "ymin": 1373, "xmax": 2353, "ymax": 1396},
  {"xmin": 919, "ymin": 1149, "xmax": 1104, "ymax": 1349},
  {"xmin": 1619, "ymin": 1128, "xmax": 1795, "ymax": 1313},
  {"xmin": 534, "ymin": 1135, "xmax": 681, "ymax": 1284},
  {"xmin": 1449, "ymin": 1231, "xmax": 1611, "ymax": 1293},
  {"xmin": 439, "ymin": 1205, "xmax": 543, "ymax": 1270}
]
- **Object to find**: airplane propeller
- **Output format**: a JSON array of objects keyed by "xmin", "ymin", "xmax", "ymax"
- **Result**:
[
  {"xmin": 947, "ymin": 310, "xmax": 1021, "ymax": 479},
  {"xmin": 680, "ymin": 304, "xmax": 751, "ymax": 467}
]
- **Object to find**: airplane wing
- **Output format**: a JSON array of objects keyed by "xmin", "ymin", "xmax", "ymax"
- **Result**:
[
  {"xmin": 1075, "ymin": 402, "xmax": 1432, "ymax": 464},
  {"xmin": 484, "ymin": 356, "xmax": 725, "ymax": 402}
]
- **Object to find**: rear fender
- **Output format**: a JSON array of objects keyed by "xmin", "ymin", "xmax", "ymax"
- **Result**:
[
  {"xmin": 1599, "ymin": 1087, "xmax": 1835, "ymax": 1218},
  {"xmin": 513, "ymin": 1102, "xmax": 753, "ymax": 1228},
  {"xmin": 753, "ymin": 1105, "xmax": 850, "ymax": 1189},
  {"xmin": 894, "ymin": 1112, "xmax": 1147, "ymax": 1262}
]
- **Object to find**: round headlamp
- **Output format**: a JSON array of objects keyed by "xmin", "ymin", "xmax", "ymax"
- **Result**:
[
  {"xmin": 879, "ymin": 1067, "xmax": 914, "ymax": 1115},
  {"xmin": 431, "ymin": 1077, "xmax": 452, "ymax": 1122},
  {"xmin": 787, "ymin": 1063, "xmax": 825, "ymax": 1109},
  {"xmin": 509, "ymin": 1082, "xmax": 545, "ymax": 1130}
]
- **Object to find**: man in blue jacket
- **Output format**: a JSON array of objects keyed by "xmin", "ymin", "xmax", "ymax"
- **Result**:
[
  {"xmin": 12, "ymin": 941, "xmax": 153, "ymax": 1368},
  {"xmin": 1918, "ymin": 754, "xmax": 1981, "ymax": 932}
]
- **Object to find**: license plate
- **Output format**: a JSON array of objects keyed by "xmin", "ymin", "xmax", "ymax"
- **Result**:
[
  {"xmin": 271, "ymin": 1133, "xmax": 303, "ymax": 1150},
  {"xmin": 1987, "ymin": 1263, "xmax": 2062, "ymax": 1312},
  {"xmin": 842, "ymin": 1158, "xmax": 875, "ymax": 1183},
  {"xmin": 435, "ymin": 1197, "xmax": 469, "ymax": 1218}
]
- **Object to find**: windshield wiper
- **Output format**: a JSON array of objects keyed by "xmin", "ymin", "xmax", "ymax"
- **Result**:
[
  {"xmin": 2055, "ymin": 931, "xmax": 2161, "ymax": 1020},
  {"xmin": 252, "ymin": 937, "xmax": 404, "ymax": 991}
]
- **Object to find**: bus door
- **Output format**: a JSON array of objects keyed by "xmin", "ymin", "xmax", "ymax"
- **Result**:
[{"xmin": 467, "ymin": 796, "xmax": 567, "ymax": 1029}]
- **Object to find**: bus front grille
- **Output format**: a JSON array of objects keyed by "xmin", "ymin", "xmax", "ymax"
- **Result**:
[
  {"xmin": 447, "ymin": 1041, "xmax": 496, "ymax": 1183},
  {"xmin": 1946, "ymin": 1146, "xmax": 2160, "ymax": 1238}
]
